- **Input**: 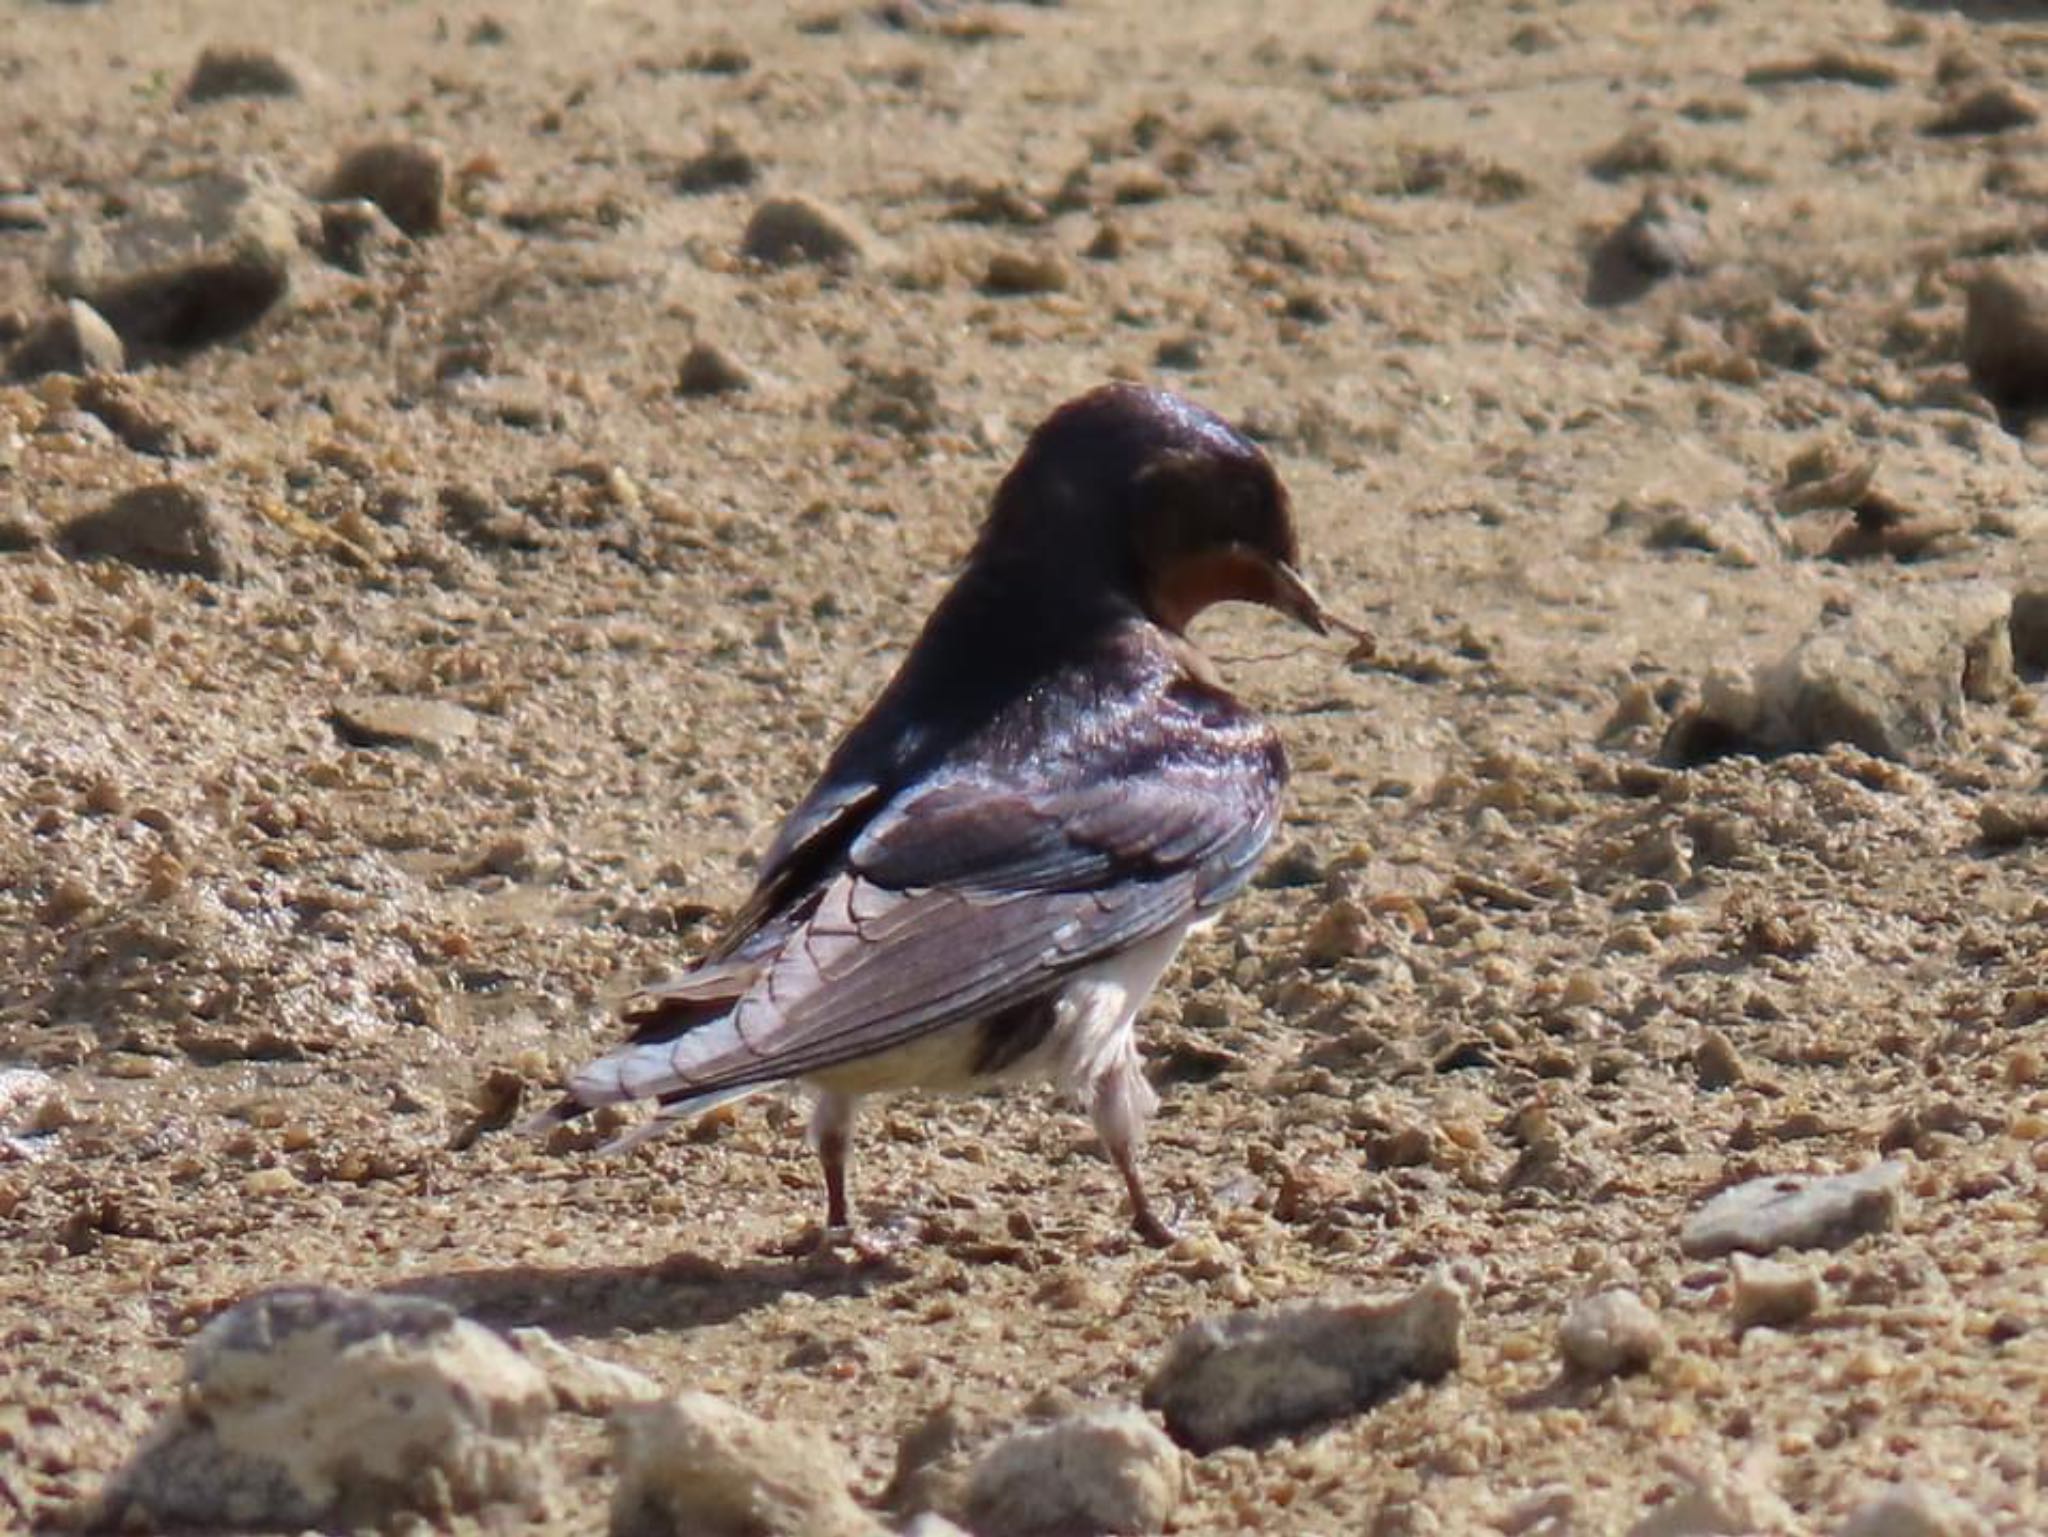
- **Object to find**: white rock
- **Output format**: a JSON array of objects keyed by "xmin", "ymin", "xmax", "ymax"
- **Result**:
[
  {"xmin": 97, "ymin": 1286, "xmax": 554, "ymax": 1529},
  {"xmin": 1728, "ymin": 1255, "xmax": 1824, "ymax": 1331},
  {"xmin": 609, "ymin": 1391, "xmax": 886, "ymax": 1537},
  {"xmin": 963, "ymin": 1407, "xmax": 1182, "ymax": 1536},
  {"xmin": 1627, "ymin": 1453, "xmax": 1797, "ymax": 1537},
  {"xmin": 1681, "ymin": 1164, "xmax": 1905, "ymax": 1259},
  {"xmin": 506, "ymin": 1327, "xmax": 662, "ymax": 1414},
  {"xmin": 1838, "ymin": 1483, "xmax": 1988, "ymax": 1537},
  {"xmin": 1558, "ymin": 1290, "xmax": 1668, "ymax": 1379},
  {"xmin": 1142, "ymin": 1272, "xmax": 1463, "ymax": 1453}
]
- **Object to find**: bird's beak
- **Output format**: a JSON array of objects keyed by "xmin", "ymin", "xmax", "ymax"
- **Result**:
[{"xmin": 1258, "ymin": 554, "xmax": 1374, "ymax": 652}]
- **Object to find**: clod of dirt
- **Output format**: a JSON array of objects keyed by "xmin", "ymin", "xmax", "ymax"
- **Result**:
[
  {"xmin": 0, "ymin": 498, "xmax": 46, "ymax": 549},
  {"xmin": 1839, "ymin": 1482, "xmax": 1989, "ymax": 1537},
  {"xmin": 94, "ymin": 1286, "xmax": 555, "ymax": 1530},
  {"xmin": 1613, "ymin": 496, "xmax": 1781, "ymax": 569},
  {"xmin": 1586, "ymin": 190, "xmax": 1708, "ymax": 307},
  {"xmin": 832, "ymin": 361, "xmax": 944, "ymax": 436},
  {"xmin": 1627, "ymin": 1454, "xmax": 1797, "ymax": 1537},
  {"xmin": 1693, "ymin": 1030, "xmax": 1746, "ymax": 1090},
  {"xmin": 945, "ymin": 182, "xmax": 1048, "ymax": 227},
  {"xmin": 1660, "ymin": 593, "xmax": 2005, "ymax": 764},
  {"xmin": 1977, "ymin": 796, "xmax": 2048, "ymax": 849},
  {"xmin": 179, "ymin": 45, "xmax": 309, "ymax": 106},
  {"xmin": 1924, "ymin": 80, "xmax": 2040, "ymax": 138},
  {"xmin": 1557, "ymin": 1290, "xmax": 1667, "ymax": 1381},
  {"xmin": 316, "ymin": 198, "xmax": 406, "ymax": 274},
  {"xmin": 1961, "ymin": 264, "xmax": 2048, "ymax": 424},
  {"xmin": 5, "ymin": 298, "xmax": 123, "ymax": 380},
  {"xmin": 675, "ymin": 129, "xmax": 760, "ymax": 194},
  {"xmin": 885, "ymin": 1399, "xmax": 989, "ymax": 1519},
  {"xmin": 0, "ymin": 1067, "xmax": 68, "ymax": 1156},
  {"xmin": 1141, "ymin": 1272, "xmax": 1464, "ymax": 1453},
  {"xmin": 48, "ymin": 169, "xmax": 303, "ymax": 354},
  {"xmin": 325, "ymin": 139, "xmax": 448, "ymax": 237},
  {"xmin": 981, "ymin": 248, "xmax": 1071, "ymax": 296},
  {"xmin": 608, "ymin": 1392, "xmax": 886, "ymax": 1537},
  {"xmin": 1728, "ymin": 1255, "xmax": 1823, "ymax": 1332},
  {"xmin": 1586, "ymin": 125, "xmax": 1676, "ymax": 183},
  {"xmin": 961, "ymin": 1408, "xmax": 1182, "ymax": 1537},
  {"xmin": 506, "ymin": 1327, "xmax": 664, "ymax": 1415},
  {"xmin": 677, "ymin": 340, "xmax": 754, "ymax": 397},
  {"xmin": 57, "ymin": 482, "xmax": 245, "ymax": 580},
  {"xmin": 2011, "ymin": 588, "xmax": 2048, "ymax": 675},
  {"xmin": 1679, "ymin": 1163, "xmax": 1905, "ymax": 1259},
  {"xmin": 740, "ymin": 195, "xmax": 866, "ymax": 268},
  {"xmin": 75, "ymin": 375, "xmax": 212, "ymax": 457},
  {"xmin": 1742, "ymin": 50, "xmax": 1899, "ymax": 90},
  {"xmin": 330, "ymin": 695, "xmax": 479, "ymax": 755}
]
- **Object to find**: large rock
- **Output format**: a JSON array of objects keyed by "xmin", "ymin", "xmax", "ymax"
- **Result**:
[
  {"xmin": 1662, "ymin": 592, "xmax": 2008, "ymax": 764},
  {"xmin": 58, "ymin": 482, "xmax": 247, "ymax": 580},
  {"xmin": 1142, "ymin": 1273, "xmax": 1464, "ymax": 1453},
  {"xmin": 1963, "ymin": 264, "xmax": 2048, "ymax": 422},
  {"xmin": 962, "ymin": 1408, "xmax": 1182, "ymax": 1536},
  {"xmin": 48, "ymin": 169, "xmax": 305, "ymax": 355},
  {"xmin": 96, "ymin": 1286, "xmax": 555, "ymax": 1530},
  {"xmin": 609, "ymin": 1392, "xmax": 886, "ymax": 1537},
  {"xmin": 1680, "ymin": 1163, "xmax": 1905, "ymax": 1259}
]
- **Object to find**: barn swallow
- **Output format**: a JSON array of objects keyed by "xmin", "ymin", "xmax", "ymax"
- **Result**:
[{"xmin": 528, "ymin": 383, "xmax": 1361, "ymax": 1246}]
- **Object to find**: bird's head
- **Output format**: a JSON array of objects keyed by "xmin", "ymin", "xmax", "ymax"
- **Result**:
[{"xmin": 978, "ymin": 383, "xmax": 1357, "ymax": 641}]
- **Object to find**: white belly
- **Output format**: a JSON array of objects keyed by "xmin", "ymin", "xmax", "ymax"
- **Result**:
[{"xmin": 807, "ymin": 923, "xmax": 1190, "ymax": 1102}]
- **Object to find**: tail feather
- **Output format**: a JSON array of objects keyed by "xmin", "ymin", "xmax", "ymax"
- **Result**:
[
  {"xmin": 513, "ymin": 1093, "xmax": 593, "ymax": 1138},
  {"xmin": 594, "ymin": 1084, "xmax": 765, "ymax": 1156}
]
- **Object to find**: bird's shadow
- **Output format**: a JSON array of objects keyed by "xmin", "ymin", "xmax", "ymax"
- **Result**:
[{"xmin": 378, "ymin": 1245, "xmax": 911, "ymax": 1339}]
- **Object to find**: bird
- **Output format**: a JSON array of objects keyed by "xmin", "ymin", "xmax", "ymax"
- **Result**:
[{"xmin": 526, "ymin": 382, "xmax": 1363, "ymax": 1247}]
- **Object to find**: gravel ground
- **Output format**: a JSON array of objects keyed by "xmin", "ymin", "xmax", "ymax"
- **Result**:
[{"xmin": 2, "ymin": 0, "xmax": 2045, "ymax": 1532}]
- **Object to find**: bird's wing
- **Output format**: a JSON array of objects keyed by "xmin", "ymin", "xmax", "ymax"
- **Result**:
[{"xmin": 574, "ymin": 696, "xmax": 1282, "ymax": 1105}]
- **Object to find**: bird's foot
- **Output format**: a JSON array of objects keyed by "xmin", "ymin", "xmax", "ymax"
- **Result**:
[
  {"xmin": 1129, "ymin": 1197, "xmax": 1181, "ymax": 1249},
  {"xmin": 773, "ymin": 1221, "xmax": 899, "ymax": 1266}
]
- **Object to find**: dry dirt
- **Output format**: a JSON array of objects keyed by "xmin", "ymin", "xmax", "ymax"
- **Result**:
[{"xmin": 2, "ymin": 0, "xmax": 2046, "ymax": 1532}]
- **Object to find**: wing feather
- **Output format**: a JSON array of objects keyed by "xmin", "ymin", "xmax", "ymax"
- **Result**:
[{"xmin": 569, "ymin": 662, "xmax": 1286, "ymax": 1108}]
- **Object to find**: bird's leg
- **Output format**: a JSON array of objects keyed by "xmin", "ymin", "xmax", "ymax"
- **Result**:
[
  {"xmin": 781, "ymin": 1089, "xmax": 897, "ymax": 1262},
  {"xmin": 809, "ymin": 1088, "xmax": 858, "ymax": 1231},
  {"xmin": 1092, "ymin": 1056, "xmax": 1175, "ymax": 1247}
]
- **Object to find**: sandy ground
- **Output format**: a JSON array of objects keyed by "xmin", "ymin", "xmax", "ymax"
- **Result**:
[{"xmin": 2, "ymin": 0, "xmax": 2046, "ymax": 1531}]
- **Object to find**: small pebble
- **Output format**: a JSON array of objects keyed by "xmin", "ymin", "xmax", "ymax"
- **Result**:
[
  {"xmin": 1839, "ymin": 1482, "xmax": 1989, "ymax": 1537},
  {"xmin": 981, "ymin": 249, "xmax": 1070, "ymax": 296},
  {"xmin": 740, "ymin": 196, "xmax": 865, "ymax": 268},
  {"xmin": 58, "ymin": 483, "xmax": 245, "ymax": 581},
  {"xmin": 677, "ymin": 341, "xmax": 753, "ymax": 397},
  {"xmin": 179, "ymin": 45, "xmax": 308, "ymax": 105},
  {"xmin": 326, "ymin": 140, "xmax": 447, "ymax": 237},
  {"xmin": 1728, "ymin": 1255, "xmax": 1823, "ymax": 1331},
  {"xmin": 1557, "ymin": 1290, "xmax": 1667, "ymax": 1380},
  {"xmin": 1586, "ymin": 190, "xmax": 1709, "ymax": 307},
  {"xmin": 1925, "ymin": 80, "xmax": 2040, "ymax": 138}
]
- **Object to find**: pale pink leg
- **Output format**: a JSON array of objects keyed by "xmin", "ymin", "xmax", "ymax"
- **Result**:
[
  {"xmin": 1091, "ymin": 1055, "xmax": 1173, "ymax": 1246},
  {"xmin": 808, "ymin": 1089, "xmax": 858, "ymax": 1231}
]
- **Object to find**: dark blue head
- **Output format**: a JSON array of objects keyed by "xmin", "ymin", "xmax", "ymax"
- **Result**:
[{"xmin": 976, "ymin": 383, "xmax": 1330, "ymax": 637}]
